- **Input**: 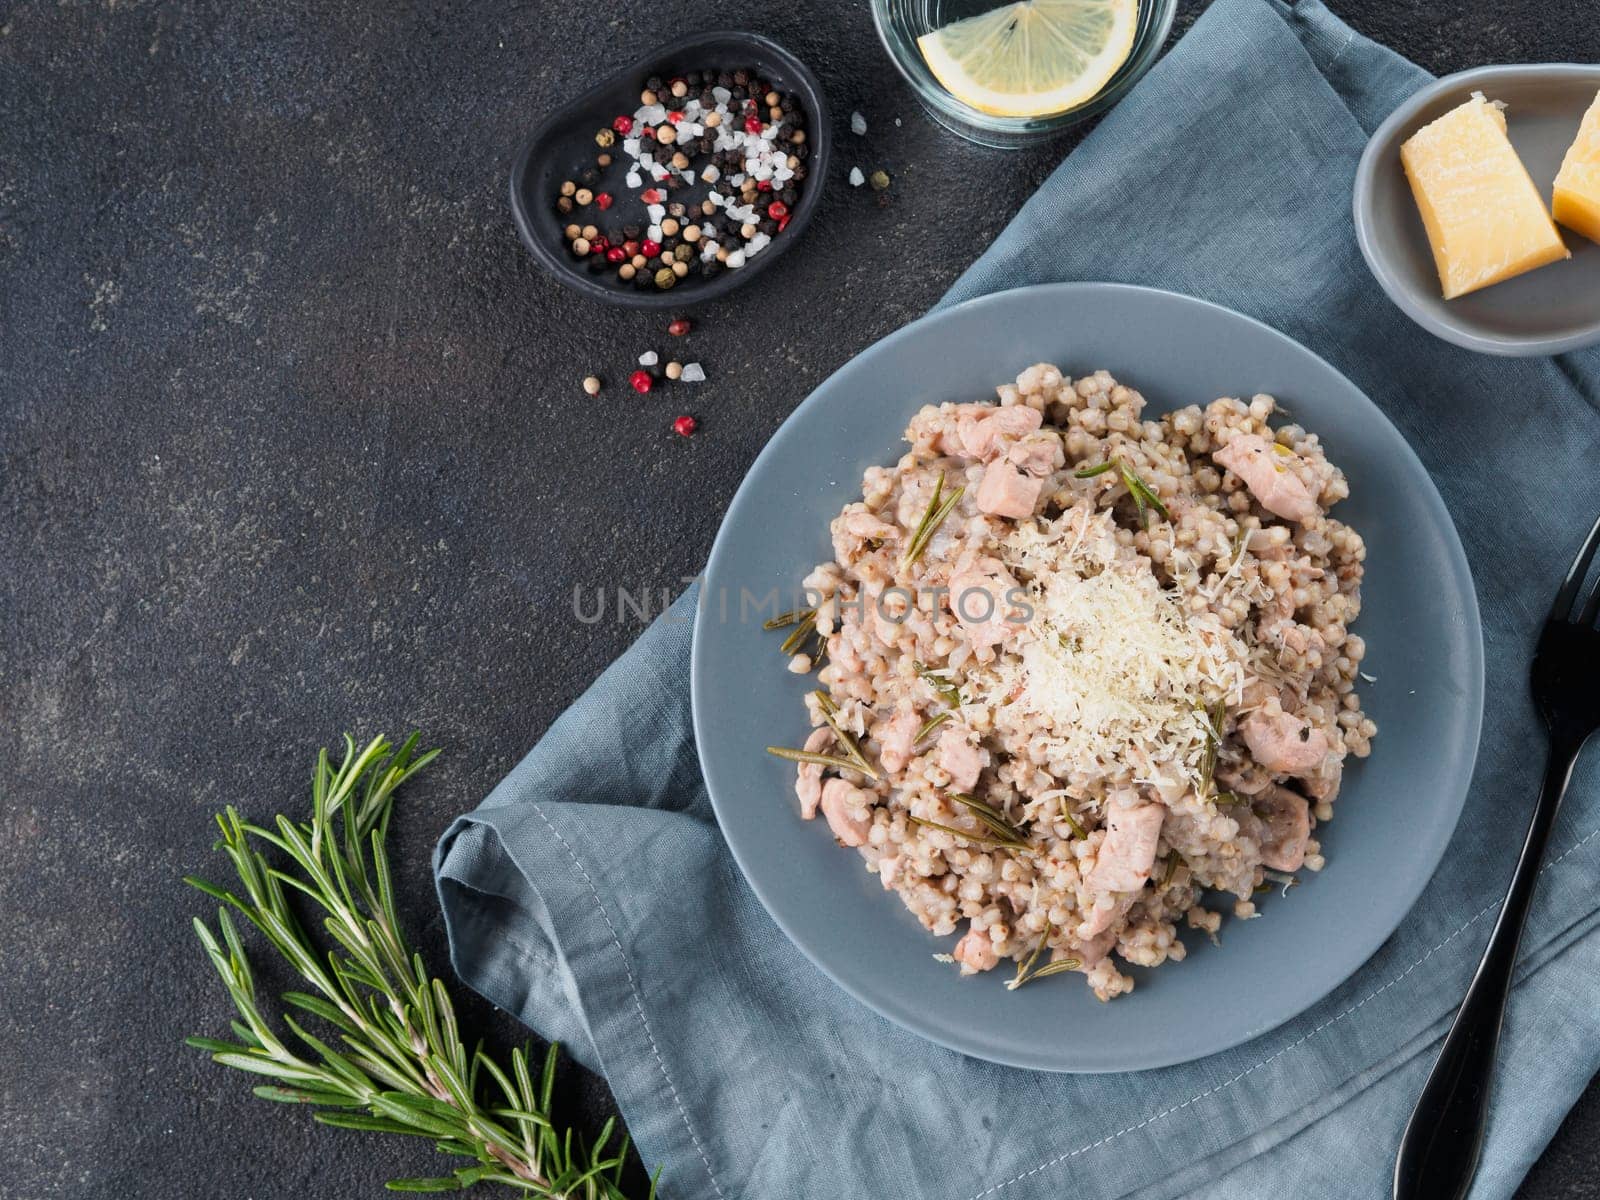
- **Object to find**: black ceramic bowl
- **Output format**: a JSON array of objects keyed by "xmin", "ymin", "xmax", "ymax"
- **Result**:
[{"xmin": 510, "ymin": 31, "xmax": 831, "ymax": 309}]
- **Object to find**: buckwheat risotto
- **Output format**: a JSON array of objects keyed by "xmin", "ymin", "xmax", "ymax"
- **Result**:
[{"xmin": 767, "ymin": 365, "xmax": 1375, "ymax": 1001}]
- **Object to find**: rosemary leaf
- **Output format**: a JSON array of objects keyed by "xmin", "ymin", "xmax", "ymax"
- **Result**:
[
  {"xmin": 1118, "ymin": 460, "xmax": 1171, "ymax": 525},
  {"xmin": 901, "ymin": 474, "xmax": 965, "ymax": 570},
  {"xmin": 947, "ymin": 792, "xmax": 1029, "ymax": 845},
  {"xmin": 1006, "ymin": 921, "xmax": 1053, "ymax": 990},
  {"xmin": 914, "ymin": 711, "xmax": 952, "ymax": 745},
  {"xmin": 778, "ymin": 611, "xmax": 817, "ymax": 657},
  {"xmin": 913, "ymin": 661, "xmax": 962, "ymax": 708},
  {"xmin": 907, "ymin": 814, "xmax": 1023, "ymax": 848},
  {"xmin": 764, "ymin": 746, "xmax": 870, "ymax": 774},
  {"xmin": 1057, "ymin": 801, "xmax": 1087, "ymax": 840},
  {"xmin": 1023, "ymin": 958, "xmax": 1083, "ymax": 980},
  {"xmin": 811, "ymin": 690, "xmax": 881, "ymax": 780},
  {"xmin": 1073, "ymin": 460, "xmax": 1117, "ymax": 478},
  {"xmin": 763, "ymin": 608, "xmax": 811, "ymax": 630}
]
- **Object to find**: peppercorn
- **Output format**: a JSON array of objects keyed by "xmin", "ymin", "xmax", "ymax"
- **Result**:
[
  {"xmin": 700, "ymin": 89, "xmax": 715, "ymax": 107},
  {"xmin": 571, "ymin": 237, "xmax": 590, "ymax": 256},
  {"xmin": 673, "ymin": 414, "xmax": 697, "ymax": 437},
  {"xmin": 606, "ymin": 246, "xmax": 626, "ymax": 264},
  {"xmin": 682, "ymin": 224, "xmax": 701, "ymax": 243},
  {"xmin": 564, "ymin": 222, "xmax": 581, "ymax": 240},
  {"xmin": 555, "ymin": 196, "xmax": 573, "ymax": 215},
  {"xmin": 623, "ymin": 223, "xmax": 642, "ymax": 240},
  {"xmin": 618, "ymin": 263, "xmax": 636, "ymax": 280},
  {"xmin": 781, "ymin": 94, "xmax": 797, "ymax": 113},
  {"xmin": 700, "ymin": 200, "xmax": 716, "ymax": 217},
  {"xmin": 702, "ymin": 261, "xmax": 722, "ymax": 280},
  {"xmin": 661, "ymin": 218, "xmax": 680, "ymax": 236},
  {"xmin": 758, "ymin": 217, "xmax": 777, "ymax": 235},
  {"xmin": 705, "ymin": 111, "xmax": 722, "ymax": 129},
  {"xmin": 740, "ymin": 222, "xmax": 757, "ymax": 240},
  {"xmin": 756, "ymin": 179, "xmax": 773, "ymax": 193},
  {"xmin": 767, "ymin": 201, "xmax": 788, "ymax": 221},
  {"xmin": 779, "ymin": 187, "xmax": 797, "ymax": 206},
  {"xmin": 640, "ymin": 238, "xmax": 661, "ymax": 258},
  {"xmin": 646, "ymin": 75, "xmax": 664, "ymax": 92},
  {"xmin": 668, "ymin": 317, "xmax": 691, "ymax": 336},
  {"xmin": 580, "ymin": 166, "xmax": 599, "ymax": 184},
  {"xmin": 595, "ymin": 127, "xmax": 616, "ymax": 148},
  {"xmin": 716, "ymin": 71, "xmax": 733, "ymax": 87},
  {"xmin": 794, "ymin": 143, "xmax": 809, "ymax": 160},
  {"xmin": 657, "ymin": 125, "xmax": 677, "ymax": 145},
  {"xmin": 597, "ymin": 153, "xmax": 612, "ymax": 167},
  {"xmin": 559, "ymin": 180, "xmax": 576, "ymax": 197},
  {"xmin": 665, "ymin": 175, "xmax": 685, "ymax": 191},
  {"xmin": 641, "ymin": 187, "xmax": 664, "ymax": 205},
  {"xmin": 789, "ymin": 129, "xmax": 806, "ymax": 144},
  {"xmin": 574, "ymin": 187, "xmax": 593, "ymax": 206},
  {"xmin": 667, "ymin": 201, "xmax": 687, "ymax": 218},
  {"xmin": 673, "ymin": 243, "xmax": 692, "ymax": 263},
  {"xmin": 654, "ymin": 267, "xmax": 677, "ymax": 289},
  {"xmin": 631, "ymin": 254, "xmax": 647, "ymax": 269},
  {"xmin": 792, "ymin": 163, "xmax": 807, "ymax": 181},
  {"xmin": 869, "ymin": 169, "xmax": 891, "ymax": 191},
  {"xmin": 685, "ymin": 70, "xmax": 702, "ymax": 87},
  {"xmin": 582, "ymin": 375, "xmax": 602, "ymax": 396},
  {"xmin": 671, "ymin": 151, "xmax": 690, "ymax": 170},
  {"xmin": 743, "ymin": 114, "xmax": 763, "ymax": 134},
  {"xmin": 612, "ymin": 114, "xmax": 634, "ymax": 135},
  {"xmin": 670, "ymin": 79, "xmax": 688, "ymax": 98},
  {"xmin": 590, "ymin": 235, "xmax": 610, "ymax": 253},
  {"xmin": 596, "ymin": 192, "xmax": 614, "ymax": 211},
  {"xmin": 630, "ymin": 369, "xmax": 653, "ymax": 393},
  {"xmin": 581, "ymin": 224, "xmax": 599, "ymax": 240},
  {"xmin": 733, "ymin": 68, "xmax": 750, "ymax": 86}
]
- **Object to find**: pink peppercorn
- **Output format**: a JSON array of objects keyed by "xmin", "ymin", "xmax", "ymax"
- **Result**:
[
  {"xmin": 612, "ymin": 114, "xmax": 633, "ymax": 135},
  {"xmin": 630, "ymin": 370, "xmax": 653, "ymax": 394},
  {"xmin": 667, "ymin": 110, "xmax": 684, "ymax": 125},
  {"xmin": 640, "ymin": 238, "xmax": 661, "ymax": 258},
  {"xmin": 606, "ymin": 246, "xmax": 626, "ymax": 263},
  {"xmin": 756, "ymin": 180, "xmax": 772, "ymax": 192},
  {"xmin": 595, "ymin": 192, "xmax": 614, "ymax": 210},
  {"xmin": 743, "ymin": 114, "xmax": 763, "ymax": 134},
  {"xmin": 673, "ymin": 415, "xmax": 697, "ymax": 437},
  {"xmin": 589, "ymin": 236, "xmax": 609, "ymax": 254},
  {"xmin": 641, "ymin": 188, "xmax": 664, "ymax": 204},
  {"xmin": 767, "ymin": 201, "xmax": 788, "ymax": 220},
  {"xmin": 667, "ymin": 318, "xmax": 691, "ymax": 336}
]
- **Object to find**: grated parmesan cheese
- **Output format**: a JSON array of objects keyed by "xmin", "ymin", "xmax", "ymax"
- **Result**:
[{"xmin": 976, "ymin": 507, "xmax": 1245, "ymax": 790}]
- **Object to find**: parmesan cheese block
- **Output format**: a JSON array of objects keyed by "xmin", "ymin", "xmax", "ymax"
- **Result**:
[
  {"xmin": 1400, "ymin": 92, "xmax": 1569, "ymax": 299},
  {"xmin": 1553, "ymin": 90, "xmax": 1600, "ymax": 246}
]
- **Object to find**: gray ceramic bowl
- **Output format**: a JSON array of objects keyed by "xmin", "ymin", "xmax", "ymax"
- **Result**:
[
  {"xmin": 691, "ymin": 283, "xmax": 1484, "ymax": 1073},
  {"xmin": 1354, "ymin": 64, "xmax": 1600, "ymax": 356}
]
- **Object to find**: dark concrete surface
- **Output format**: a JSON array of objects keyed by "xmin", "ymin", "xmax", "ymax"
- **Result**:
[{"xmin": 2, "ymin": 1, "xmax": 1597, "ymax": 1197}]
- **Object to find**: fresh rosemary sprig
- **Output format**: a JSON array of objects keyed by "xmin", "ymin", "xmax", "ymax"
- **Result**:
[
  {"xmin": 1196, "ymin": 699, "xmax": 1226, "ymax": 802},
  {"xmin": 901, "ymin": 472, "xmax": 965, "ymax": 570},
  {"xmin": 184, "ymin": 734, "xmax": 654, "ymax": 1199},
  {"xmin": 1057, "ymin": 800, "xmax": 1087, "ymax": 840}
]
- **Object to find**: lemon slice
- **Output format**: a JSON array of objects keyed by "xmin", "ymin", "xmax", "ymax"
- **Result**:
[{"xmin": 917, "ymin": 0, "xmax": 1140, "ymax": 119}]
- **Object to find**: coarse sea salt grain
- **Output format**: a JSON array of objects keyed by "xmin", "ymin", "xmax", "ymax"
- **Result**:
[
  {"xmin": 637, "ymin": 104, "xmax": 666, "ymax": 124},
  {"xmin": 701, "ymin": 165, "xmax": 721, "ymax": 183},
  {"xmin": 623, "ymin": 137, "xmax": 641, "ymax": 156},
  {"xmin": 647, "ymin": 203, "xmax": 666, "ymax": 221},
  {"xmin": 700, "ymin": 240, "xmax": 719, "ymax": 261},
  {"xmin": 625, "ymin": 171, "xmax": 642, "ymax": 188},
  {"xmin": 647, "ymin": 224, "xmax": 663, "ymax": 243},
  {"xmin": 713, "ymin": 86, "xmax": 731, "ymax": 104},
  {"xmin": 851, "ymin": 111, "xmax": 867, "ymax": 135},
  {"xmin": 725, "ymin": 250, "xmax": 746, "ymax": 269},
  {"xmin": 639, "ymin": 350, "xmax": 659, "ymax": 366},
  {"xmin": 746, "ymin": 232, "xmax": 771, "ymax": 254},
  {"xmin": 849, "ymin": 167, "xmax": 865, "ymax": 187},
  {"xmin": 680, "ymin": 362, "xmax": 706, "ymax": 382}
]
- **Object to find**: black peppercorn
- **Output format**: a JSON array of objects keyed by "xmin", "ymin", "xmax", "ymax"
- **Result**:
[
  {"xmin": 792, "ymin": 164, "xmax": 807, "ymax": 181},
  {"xmin": 700, "ymin": 89, "xmax": 715, "ymax": 107},
  {"xmin": 664, "ymin": 94, "xmax": 684, "ymax": 112},
  {"xmin": 646, "ymin": 74, "xmax": 664, "ymax": 92},
  {"xmin": 579, "ymin": 166, "xmax": 598, "ymax": 185},
  {"xmin": 623, "ymin": 223, "xmax": 642, "ymax": 240},
  {"xmin": 793, "ymin": 143, "xmax": 809, "ymax": 160},
  {"xmin": 733, "ymin": 68, "xmax": 750, "ymax": 86},
  {"xmin": 759, "ymin": 217, "xmax": 777, "ymax": 235},
  {"xmin": 779, "ymin": 187, "xmax": 797, "ymax": 206},
  {"xmin": 684, "ymin": 70, "xmax": 701, "ymax": 87},
  {"xmin": 781, "ymin": 94, "xmax": 797, "ymax": 113},
  {"xmin": 667, "ymin": 201, "xmax": 687, "ymax": 218},
  {"xmin": 555, "ymin": 196, "xmax": 574, "ymax": 214},
  {"xmin": 698, "ymin": 136, "xmax": 715, "ymax": 156},
  {"xmin": 666, "ymin": 175, "xmax": 685, "ymax": 191},
  {"xmin": 587, "ymin": 256, "xmax": 608, "ymax": 274},
  {"xmin": 703, "ymin": 260, "xmax": 723, "ymax": 279},
  {"xmin": 716, "ymin": 71, "xmax": 732, "ymax": 87}
]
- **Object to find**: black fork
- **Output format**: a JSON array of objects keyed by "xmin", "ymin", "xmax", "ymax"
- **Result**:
[{"xmin": 1395, "ymin": 514, "xmax": 1600, "ymax": 1200}]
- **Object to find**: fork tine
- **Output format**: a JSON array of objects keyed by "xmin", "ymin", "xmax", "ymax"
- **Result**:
[{"xmin": 1552, "ymin": 512, "xmax": 1600, "ymax": 622}]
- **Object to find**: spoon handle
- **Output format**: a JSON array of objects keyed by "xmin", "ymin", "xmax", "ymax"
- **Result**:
[{"xmin": 1392, "ymin": 742, "xmax": 1581, "ymax": 1200}]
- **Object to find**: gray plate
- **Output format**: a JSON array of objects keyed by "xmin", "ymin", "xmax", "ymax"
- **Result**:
[
  {"xmin": 1354, "ymin": 64, "xmax": 1600, "ymax": 356},
  {"xmin": 690, "ymin": 283, "xmax": 1484, "ymax": 1073}
]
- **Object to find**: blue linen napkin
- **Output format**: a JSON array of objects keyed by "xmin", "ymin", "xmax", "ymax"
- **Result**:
[{"xmin": 435, "ymin": 1, "xmax": 1600, "ymax": 1195}]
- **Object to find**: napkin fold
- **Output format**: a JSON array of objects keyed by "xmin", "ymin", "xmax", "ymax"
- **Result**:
[{"xmin": 436, "ymin": 2, "xmax": 1600, "ymax": 1196}]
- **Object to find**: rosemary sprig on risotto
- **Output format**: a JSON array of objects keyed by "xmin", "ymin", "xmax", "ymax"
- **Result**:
[{"xmin": 901, "ymin": 472, "xmax": 965, "ymax": 569}]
